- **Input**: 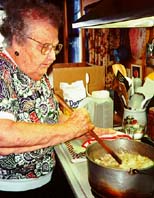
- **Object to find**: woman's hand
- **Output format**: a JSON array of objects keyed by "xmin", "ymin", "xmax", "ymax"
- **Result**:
[
  {"xmin": 65, "ymin": 107, "xmax": 95, "ymax": 137},
  {"xmin": 93, "ymin": 127, "xmax": 116, "ymax": 136},
  {"xmin": 78, "ymin": 127, "xmax": 116, "ymax": 142}
]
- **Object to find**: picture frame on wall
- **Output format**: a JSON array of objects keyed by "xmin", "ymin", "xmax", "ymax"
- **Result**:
[{"xmin": 131, "ymin": 64, "xmax": 142, "ymax": 79}]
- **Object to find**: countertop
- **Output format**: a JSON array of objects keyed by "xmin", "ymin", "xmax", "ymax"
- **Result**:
[{"xmin": 54, "ymin": 143, "xmax": 94, "ymax": 198}]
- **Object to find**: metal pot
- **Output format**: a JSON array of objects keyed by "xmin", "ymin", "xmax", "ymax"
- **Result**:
[{"xmin": 86, "ymin": 139, "xmax": 154, "ymax": 198}]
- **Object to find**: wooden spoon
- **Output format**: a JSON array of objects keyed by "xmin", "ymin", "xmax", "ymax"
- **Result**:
[{"xmin": 54, "ymin": 94, "xmax": 122, "ymax": 165}]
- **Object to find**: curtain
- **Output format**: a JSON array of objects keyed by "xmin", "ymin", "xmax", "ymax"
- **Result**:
[
  {"xmin": 87, "ymin": 28, "xmax": 121, "ymax": 89},
  {"xmin": 87, "ymin": 28, "xmax": 121, "ymax": 66}
]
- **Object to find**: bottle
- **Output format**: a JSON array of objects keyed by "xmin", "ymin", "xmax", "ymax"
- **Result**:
[{"xmin": 79, "ymin": 90, "xmax": 113, "ymax": 128}]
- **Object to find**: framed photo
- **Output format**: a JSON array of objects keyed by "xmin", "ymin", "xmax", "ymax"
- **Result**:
[{"xmin": 131, "ymin": 64, "xmax": 142, "ymax": 79}]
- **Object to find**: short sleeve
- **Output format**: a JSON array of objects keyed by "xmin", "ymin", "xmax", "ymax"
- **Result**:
[{"xmin": 0, "ymin": 78, "xmax": 16, "ymax": 121}]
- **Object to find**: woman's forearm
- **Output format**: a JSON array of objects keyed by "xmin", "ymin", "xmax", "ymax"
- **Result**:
[
  {"xmin": 0, "ymin": 108, "xmax": 94, "ymax": 151},
  {"xmin": 0, "ymin": 120, "xmax": 77, "ymax": 147}
]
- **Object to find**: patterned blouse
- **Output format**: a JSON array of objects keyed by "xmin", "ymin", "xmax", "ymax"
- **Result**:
[{"xmin": 0, "ymin": 51, "xmax": 59, "ymax": 179}]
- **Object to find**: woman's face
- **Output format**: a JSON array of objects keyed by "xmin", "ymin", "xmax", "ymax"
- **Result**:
[{"xmin": 12, "ymin": 20, "xmax": 60, "ymax": 81}]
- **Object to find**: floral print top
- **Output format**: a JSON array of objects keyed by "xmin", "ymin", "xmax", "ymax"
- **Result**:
[{"xmin": 0, "ymin": 51, "xmax": 59, "ymax": 179}]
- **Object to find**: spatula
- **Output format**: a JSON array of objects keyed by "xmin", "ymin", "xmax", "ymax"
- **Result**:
[{"xmin": 116, "ymin": 70, "xmax": 129, "ymax": 91}]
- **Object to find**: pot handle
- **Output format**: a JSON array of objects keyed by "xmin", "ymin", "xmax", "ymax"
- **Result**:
[
  {"xmin": 141, "ymin": 136, "xmax": 154, "ymax": 147},
  {"xmin": 128, "ymin": 168, "xmax": 154, "ymax": 196},
  {"xmin": 128, "ymin": 168, "xmax": 149, "ymax": 175}
]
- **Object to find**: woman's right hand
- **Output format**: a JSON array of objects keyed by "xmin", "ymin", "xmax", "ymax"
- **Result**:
[{"xmin": 65, "ymin": 107, "xmax": 94, "ymax": 138}]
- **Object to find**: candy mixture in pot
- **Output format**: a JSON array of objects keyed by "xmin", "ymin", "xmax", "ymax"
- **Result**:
[{"xmin": 94, "ymin": 151, "xmax": 154, "ymax": 170}]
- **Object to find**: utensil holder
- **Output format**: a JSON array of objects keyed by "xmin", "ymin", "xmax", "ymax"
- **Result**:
[{"xmin": 122, "ymin": 108, "xmax": 147, "ymax": 139}]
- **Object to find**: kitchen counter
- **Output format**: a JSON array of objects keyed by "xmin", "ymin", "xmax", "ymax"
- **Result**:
[{"xmin": 54, "ymin": 143, "xmax": 94, "ymax": 198}]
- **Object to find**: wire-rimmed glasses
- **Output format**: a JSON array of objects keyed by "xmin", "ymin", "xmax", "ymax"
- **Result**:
[{"xmin": 27, "ymin": 37, "xmax": 63, "ymax": 55}]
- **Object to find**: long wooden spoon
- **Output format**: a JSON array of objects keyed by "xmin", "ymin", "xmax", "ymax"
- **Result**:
[{"xmin": 54, "ymin": 94, "xmax": 122, "ymax": 165}]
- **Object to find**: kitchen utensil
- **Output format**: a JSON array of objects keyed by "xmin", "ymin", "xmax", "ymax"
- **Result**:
[
  {"xmin": 54, "ymin": 94, "xmax": 73, "ymax": 115},
  {"xmin": 118, "ymin": 81, "xmax": 129, "ymax": 106},
  {"xmin": 54, "ymin": 93, "xmax": 122, "ymax": 164},
  {"xmin": 141, "ymin": 98, "xmax": 151, "ymax": 109},
  {"xmin": 116, "ymin": 70, "xmax": 130, "ymax": 91},
  {"xmin": 136, "ymin": 78, "xmax": 154, "ymax": 109},
  {"xmin": 112, "ymin": 78, "xmax": 128, "ymax": 107},
  {"xmin": 86, "ymin": 139, "xmax": 154, "ymax": 198},
  {"xmin": 85, "ymin": 72, "xmax": 91, "ymax": 96},
  {"xmin": 133, "ymin": 77, "xmax": 142, "ymax": 92},
  {"xmin": 112, "ymin": 63, "xmax": 127, "ymax": 77},
  {"xmin": 112, "ymin": 64, "xmax": 130, "ymax": 92},
  {"xmin": 89, "ymin": 130, "xmax": 122, "ymax": 164},
  {"xmin": 130, "ymin": 76, "xmax": 135, "ymax": 96},
  {"xmin": 128, "ymin": 93, "xmax": 145, "ymax": 109}
]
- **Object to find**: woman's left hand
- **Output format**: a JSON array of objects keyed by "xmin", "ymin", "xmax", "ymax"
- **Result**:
[
  {"xmin": 78, "ymin": 127, "xmax": 116, "ymax": 142},
  {"xmin": 93, "ymin": 127, "xmax": 116, "ymax": 136}
]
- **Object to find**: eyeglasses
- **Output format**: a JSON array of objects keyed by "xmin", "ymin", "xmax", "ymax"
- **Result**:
[{"xmin": 27, "ymin": 37, "xmax": 63, "ymax": 55}]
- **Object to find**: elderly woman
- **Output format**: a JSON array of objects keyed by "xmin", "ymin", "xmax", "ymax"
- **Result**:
[{"xmin": 0, "ymin": 0, "xmax": 115, "ymax": 197}]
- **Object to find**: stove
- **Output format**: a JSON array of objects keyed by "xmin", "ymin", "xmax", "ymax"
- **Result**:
[
  {"xmin": 91, "ymin": 188, "xmax": 109, "ymax": 198},
  {"xmin": 91, "ymin": 188, "xmax": 154, "ymax": 198}
]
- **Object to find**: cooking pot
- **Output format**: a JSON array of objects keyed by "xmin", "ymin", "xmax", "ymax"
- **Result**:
[{"xmin": 86, "ymin": 139, "xmax": 154, "ymax": 198}]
